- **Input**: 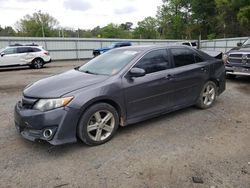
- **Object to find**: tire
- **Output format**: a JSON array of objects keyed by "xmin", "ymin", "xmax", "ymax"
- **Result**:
[
  {"xmin": 196, "ymin": 81, "xmax": 217, "ymax": 109},
  {"xmin": 31, "ymin": 58, "xmax": 44, "ymax": 69},
  {"xmin": 93, "ymin": 51, "xmax": 100, "ymax": 57},
  {"xmin": 226, "ymin": 74, "xmax": 236, "ymax": 79},
  {"xmin": 77, "ymin": 103, "xmax": 119, "ymax": 146}
]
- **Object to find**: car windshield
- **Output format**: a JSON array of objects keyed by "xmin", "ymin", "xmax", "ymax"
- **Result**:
[
  {"xmin": 243, "ymin": 38, "xmax": 250, "ymax": 46},
  {"xmin": 78, "ymin": 49, "xmax": 140, "ymax": 75}
]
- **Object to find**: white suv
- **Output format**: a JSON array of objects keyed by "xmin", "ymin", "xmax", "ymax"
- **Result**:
[{"xmin": 0, "ymin": 44, "xmax": 51, "ymax": 69}]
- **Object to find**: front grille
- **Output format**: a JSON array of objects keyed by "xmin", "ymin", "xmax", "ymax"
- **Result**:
[
  {"xmin": 21, "ymin": 96, "xmax": 38, "ymax": 109},
  {"xmin": 229, "ymin": 54, "xmax": 242, "ymax": 58},
  {"xmin": 228, "ymin": 53, "xmax": 250, "ymax": 64}
]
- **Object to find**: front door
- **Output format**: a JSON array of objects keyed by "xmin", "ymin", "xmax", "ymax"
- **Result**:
[
  {"xmin": 0, "ymin": 47, "xmax": 18, "ymax": 66},
  {"xmin": 123, "ymin": 49, "xmax": 175, "ymax": 119}
]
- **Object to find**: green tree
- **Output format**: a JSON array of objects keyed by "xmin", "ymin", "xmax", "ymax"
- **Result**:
[
  {"xmin": 237, "ymin": 5, "xmax": 250, "ymax": 30},
  {"xmin": 190, "ymin": 0, "xmax": 217, "ymax": 39},
  {"xmin": 15, "ymin": 11, "xmax": 59, "ymax": 37},
  {"xmin": 0, "ymin": 26, "xmax": 16, "ymax": 36},
  {"xmin": 215, "ymin": 0, "xmax": 250, "ymax": 37},
  {"xmin": 157, "ymin": 0, "xmax": 192, "ymax": 39},
  {"xmin": 99, "ymin": 23, "xmax": 131, "ymax": 38},
  {"xmin": 133, "ymin": 17, "xmax": 160, "ymax": 39}
]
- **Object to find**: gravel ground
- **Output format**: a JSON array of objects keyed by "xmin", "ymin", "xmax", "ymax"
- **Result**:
[{"xmin": 0, "ymin": 61, "xmax": 249, "ymax": 188}]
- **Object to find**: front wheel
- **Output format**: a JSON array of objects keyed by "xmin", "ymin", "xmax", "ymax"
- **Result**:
[
  {"xmin": 196, "ymin": 81, "xmax": 217, "ymax": 109},
  {"xmin": 77, "ymin": 103, "xmax": 119, "ymax": 146}
]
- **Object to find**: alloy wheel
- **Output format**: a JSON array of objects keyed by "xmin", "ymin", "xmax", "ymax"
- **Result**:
[
  {"xmin": 87, "ymin": 110, "xmax": 115, "ymax": 142},
  {"xmin": 202, "ymin": 84, "xmax": 216, "ymax": 106}
]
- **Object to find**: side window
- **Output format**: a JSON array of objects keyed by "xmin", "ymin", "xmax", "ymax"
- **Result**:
[
  {"xmin": 194, "ymin": 53, "xmax": 204, "ymax": 63},
  {"xmin": 3, "ymin": 48, "xmax": 17, "ymax": 55},
  {"xmin": 134, "ymin": 49, "xmax": 170, "ymax": 74},
  {"xmin": 32, "ymin": 47, "xmax": 41, "ymax": 52},
  {"xmin": 17, "ymin": 47, "xmax": 33, "ymax": 53},
  {"xmin": 171, "ymin": 48, "xmax": 204, "ymax": 67},
  {"xmin": 120, "ymin": 43, "xmax": 130, "ymax": 47},
  {"xmin": 182, "ymin": 42, "xmax": 191, "ymax": 46}
]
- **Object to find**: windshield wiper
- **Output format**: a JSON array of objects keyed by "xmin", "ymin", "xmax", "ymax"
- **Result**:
[{"xmin": 82, "ymin": 70, "xmax": 99, "ymax": 75}]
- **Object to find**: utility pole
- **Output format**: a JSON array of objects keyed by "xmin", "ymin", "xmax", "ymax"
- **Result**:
[{"xmin": 39, "ymin": 10, "xmax": 45, "ymax": 38}]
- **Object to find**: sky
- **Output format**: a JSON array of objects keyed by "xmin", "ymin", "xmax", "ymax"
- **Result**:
[{"xmin": 0, "ymin": 0, "xmax": 163, "ymax": 30}]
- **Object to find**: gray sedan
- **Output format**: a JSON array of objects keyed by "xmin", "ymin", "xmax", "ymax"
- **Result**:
[{"xmin": 14, "ymin": 45, "xmax": 226, "ymax": 146}]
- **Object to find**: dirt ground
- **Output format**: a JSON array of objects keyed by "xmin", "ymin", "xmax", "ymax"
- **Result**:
[{"xmin": 0, "ymin": 61, "xmax": 249, "ymax": 188}]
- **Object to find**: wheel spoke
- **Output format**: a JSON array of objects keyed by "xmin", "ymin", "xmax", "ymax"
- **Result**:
[
  {"xmin": 204, "ymin": 96, "xmax": 208, "ymax": 104},
  {"xmin": 102, "ymin": 124, "xmax": 113, "ymax": 133},
  {"xmin": 94, "ymin": 112, "xmax": 102, "ymax": 122},
  {"xmin": 87, "ymin": 123, "xmax": 98, "ymax": 132},
  {"xmin": 102, "ymin": 112, "xmax": 113, "ymax": 123},
  {"xmin": 95, "ymin": 129, "xmax": 102, "ymax": 141},
  {"xmin": 209, "ymin": 88, "xmax": 214, "ymax": 94}
]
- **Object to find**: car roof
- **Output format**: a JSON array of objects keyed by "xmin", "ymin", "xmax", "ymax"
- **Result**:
[{"xmin": 116, "ymin": 44, "xmax": 194, "ymax": 51}]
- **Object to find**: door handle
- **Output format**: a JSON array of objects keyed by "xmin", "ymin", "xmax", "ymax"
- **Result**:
[
  {"xmin": 165, "ymin": 74, "xmax": 174, "ymax": 80},
  {"xmin": 201, "ymin": 67, "xmax": 207, "ymax": 72}
]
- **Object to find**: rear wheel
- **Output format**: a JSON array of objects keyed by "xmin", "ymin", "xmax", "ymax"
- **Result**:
[
  {"xmin": 31, "ymin": 58, "xmax": 44, "ymax": 69},
  {"xmin": 77, "ymin": 103, "xmax": 119, "ymax": 146},
  {"xmin": 196, "ymin": 81, "xmax": 217, "ymax": 109}
]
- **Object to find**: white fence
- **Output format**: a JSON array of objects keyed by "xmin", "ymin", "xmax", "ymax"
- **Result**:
[
  {"xmin": 0, "ymin": 36, "xmax": 248, "ymax": 60},
  {"xmin": 200, "ymin": 37, "xmax": 248, "ymax": 53},
  {"xmin": 0, "ymin": 37, "xmax": 182, "ymax": 60}
]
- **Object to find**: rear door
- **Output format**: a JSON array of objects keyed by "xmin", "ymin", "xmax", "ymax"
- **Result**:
[
  {"xmin": 123, "ymin": 49, "xmax": 175, "ymax": 119},
  {"xmin": 16, "ymin": 47, "xmax": 34, "ymax": 65},
  {"xmin": 169, "ymin": 47, "xmax": 210, "ymax": 107}
]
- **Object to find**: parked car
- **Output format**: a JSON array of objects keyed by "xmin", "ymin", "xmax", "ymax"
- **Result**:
[
  {"xmin": 176, "ymin": 41, "xmax": 198, "ymax": 49},
  {"xmin": 0, "ymin": 44, "xmax": 51, "ymax": 69},
  {"xmin": 224, "ymin": 37, "xmax": 250, "ymax": 78},
  {"xmin": 14, "ymin": 45, "xmax": 225, "ymax": 146},
  {"xmin": 92, "ymin": 41, "xmax": 132, "ymax": 57}
]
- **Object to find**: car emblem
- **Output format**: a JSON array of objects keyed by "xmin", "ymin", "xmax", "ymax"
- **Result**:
[{"xmin": 242, "ymin": 54, "xmax": 248, "ymax": 64}]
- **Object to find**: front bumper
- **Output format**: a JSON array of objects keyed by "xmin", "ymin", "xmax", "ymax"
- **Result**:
[
  {"xmin": 14, "ymin": 102, "xmax": 80, "ymax": 145},
  {"xmin": 225, "ymin": 65, "xmax": 250, "ymax": 76}
]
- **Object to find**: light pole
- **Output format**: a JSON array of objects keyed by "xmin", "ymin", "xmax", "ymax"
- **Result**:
[{"xmin": 38, "ymin": 10, "xmax": 45, "ymax": 38}]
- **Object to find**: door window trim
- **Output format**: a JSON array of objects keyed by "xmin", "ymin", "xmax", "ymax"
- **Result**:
[
  {"xmin": 123, "ymin": 48, "xmax": 173, "ymax": 78},
  {"xmin": 170, "ymin": 47, "xmax": 205, "ymax": 68}
]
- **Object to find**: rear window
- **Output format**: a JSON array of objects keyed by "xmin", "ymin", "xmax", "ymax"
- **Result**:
[
  {"xmin": 171, "ymin": 48, "xmax": 204, "ymax": 67},
  {"xmin": 32, "ymin": 47, "xmax": 41, "ymax": 52}
]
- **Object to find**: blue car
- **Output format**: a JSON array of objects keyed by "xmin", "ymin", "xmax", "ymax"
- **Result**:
[{"xmin": 93, "ymin": 41, "xmax": 132, "ymax": 57}]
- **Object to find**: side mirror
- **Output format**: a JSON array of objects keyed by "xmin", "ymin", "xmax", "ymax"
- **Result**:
[
  {"xmin": 128, "ymin": 68, "xmax": 146, "ymax": 78},
  {"xmin": 237, "ymin": 42, "xmax": 242, "ymax": 47},
  {"xmin": 0, "ymin": 52, "xmax": 5, "ymax": 57}
]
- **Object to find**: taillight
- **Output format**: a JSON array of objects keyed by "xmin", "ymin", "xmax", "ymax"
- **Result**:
[{"xmin": 44, "ymin": 51, "xmax": 49, "ymax": 56}]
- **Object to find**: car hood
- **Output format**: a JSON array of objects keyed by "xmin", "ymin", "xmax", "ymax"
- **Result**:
[
  {"xmin": 228, "ymin": 46, "xmax": 250, "ymax": 54},
  {"xmin": 23, "ymin": 69, "xmax": 109, "ymax": 98}
]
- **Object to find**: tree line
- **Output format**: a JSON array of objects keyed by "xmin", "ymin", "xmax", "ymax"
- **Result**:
[{"xmin": 1, "ymin": 0, "xmax": 250, "ymax": 40}]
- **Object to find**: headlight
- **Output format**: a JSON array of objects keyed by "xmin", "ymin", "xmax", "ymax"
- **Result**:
[
  {"xmin": 222, "ymin": 54, "xmax": 228, "ymax": 64},
  {"xmin": 33, "ymin": 97, "xmax": 73, "ymax": 112}
]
